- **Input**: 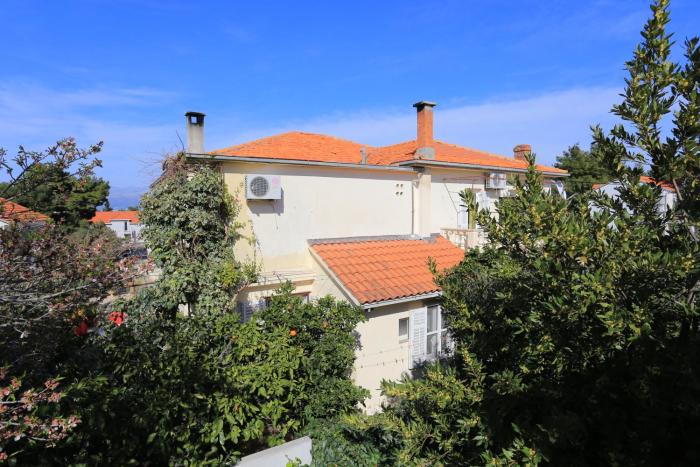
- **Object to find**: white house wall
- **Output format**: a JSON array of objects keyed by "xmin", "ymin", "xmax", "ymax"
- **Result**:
[
  {"xmin": 221, "ymin": 162, "xmax": 415, "ymax": 273},
  {"xmin": 429, "ymin": 168, "xmax": 488, "ymax": 232},
  {"xmin": 353, "ymin": 300, "xmax": 427, "ymax": 413}
]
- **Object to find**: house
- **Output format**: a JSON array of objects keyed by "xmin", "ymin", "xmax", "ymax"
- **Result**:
[
  {"xmin": 593, "ymin": 176, "xmax": 677, "ymax": 215},
  {"xmin": 183, "ymin": 102, "xmax": 568, "ymax": 411},
  {"xmin": 91, "ymin": 210, "xmax": 142, "ymax": 241},
  {"xmin": 0, "ymin": 197, "xmax": 49, "ymax": 229}
]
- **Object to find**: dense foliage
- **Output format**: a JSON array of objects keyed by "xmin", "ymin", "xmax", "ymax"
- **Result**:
[
  {"xmin": 554, "ymin": 144, "xmax": 613, "ymax": 195},
  {"xmin": 0, "ymin": 141, "xmax": 135, "ymax": 462},
  {"xmin": 316, "ymin": 1, "xmax": 700, "ymax": 465},
  {"xmin": 17, "ymin": 156, "xmax": 366, "ymax": 465},
  {"xmin": 139, "ymin": 155, "xmax": 257, "ymax": 316},
  {"xmin": 0, "ymin": 139, "xmax": 109, "ymax": 227}
]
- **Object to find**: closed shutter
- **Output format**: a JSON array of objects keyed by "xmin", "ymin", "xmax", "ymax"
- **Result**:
[
  {"xmin": 457, "ymin": 204, "xmax": 468, "ymax": 228},
  {"xmin": 411, "ymin": 308, "xmax": 427, "ymax": 366}
]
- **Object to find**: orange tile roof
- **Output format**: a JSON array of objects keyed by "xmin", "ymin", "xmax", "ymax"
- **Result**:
[
  {"xmin": 310, "ymin": 235, "xmax": 464, "ymax": 305},
  {"xmin": 211, "ymin": 131, "xmax": 566, "ymax": 174},
  {"xmin": 91, "ymin": 210, "xmax": 140, "ymax": 224},
  {"xmin": 0, "ymin": 198, "xmax": 49, "ymax": 223},
  {"xmin": 212, "ymin": 132, "xmax": 366, "ymax": 164},
  {"xmin": 592, "ymin": 177, "xmax": 675, "ymax": 192},
  {"xmin": 640, "ymin": 176, "xmax": 675, "ymax": 192}
]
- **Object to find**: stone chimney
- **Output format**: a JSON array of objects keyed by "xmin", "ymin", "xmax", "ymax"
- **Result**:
[
  {"xmin": 185, "ymin": 111, "xmax": 206, "ymax": 154},
  {"xmin": 413, "ymin": 101, "xmax": 436, "ymax": 159},
  {"xmin": 513, "ymin": 144, "xmax": 532, "ymax": 161}
]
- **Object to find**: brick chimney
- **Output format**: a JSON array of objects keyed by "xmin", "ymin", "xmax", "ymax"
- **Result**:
[
  {"xmin": 413, "ymin": 101, "xmax": 436, "ymax": 159},
  {"xmin": 185, "ymin": 111, "xmax": 206, "ymax": 154},
  {"xmin": 513, "ymin": 144, "xmax": 532, "ymax": 161}
]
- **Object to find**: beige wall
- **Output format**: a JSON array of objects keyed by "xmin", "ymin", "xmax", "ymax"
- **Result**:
[
  {"xmin": 221, "ymin": 162, "xmax": 415, "ymax": 274},
  {"xmin": 429, "ymin": 168, "xmax": 488, "ymax": 232},
  {"xmin": 353, "ymin": 299, "xmax": 434, "ymax": 413}
]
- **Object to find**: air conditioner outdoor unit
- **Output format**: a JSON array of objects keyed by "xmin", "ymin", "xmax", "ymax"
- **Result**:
[
  {"xmin": 245, "ymin": 175, "xmax": 282, "ymax": 200},
  {"xmin": 486, "ymin": 172, "xmax": 507, "ymax": 190}
]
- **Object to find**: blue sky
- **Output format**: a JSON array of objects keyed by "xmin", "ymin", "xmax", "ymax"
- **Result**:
[{"xmin": 1, "ymin": 0, "xmax": 698, "ymax": 207}]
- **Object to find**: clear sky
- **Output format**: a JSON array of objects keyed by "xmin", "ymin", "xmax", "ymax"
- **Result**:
[{"xmin": 1, "ymin": 0, "xmax": 698, "ymax": 207}]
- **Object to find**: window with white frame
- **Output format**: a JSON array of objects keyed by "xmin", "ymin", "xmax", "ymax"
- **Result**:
[
  {"xmin": 398, "ymin": 317, "xmax": 409, "ymax": 342},
  {"xmin": 426, "ymin": 305, "xmax": 447, "ymax": 359},
  {"xmin": 457, "ymin": 204, "xmax": 468, "ymax": 229},
  {"xmin": 411, "ymin": 304, "xmax": 448, "ymax": 365}
]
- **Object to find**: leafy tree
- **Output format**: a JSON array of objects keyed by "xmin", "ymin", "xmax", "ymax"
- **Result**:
[
  {"xmin": 554, "ymin": 144, "xmax": 613, "ymax": 194},
  {"xmin": 0, "ymin": 140, "xmax": 136, "ymax": 461},
  {"xmin": 139, "ymin": 155, "xmax": 256, "ymax": 316},
  {"xmin": 330, "ymin": 1, "xmax": 700, "ymax": 464},
  {"xmin": 0, "ymin": 139, "xmax": 109, "ymax": 227},
  {"xmin": 31, "ymin": 155, "xmax": 367, "ymax": 465}
]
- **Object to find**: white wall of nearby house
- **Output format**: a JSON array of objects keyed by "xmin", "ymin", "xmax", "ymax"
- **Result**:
[
  {"xmin": 221, "ymin": 161, "xmax": 532, "ymax": 272},
  {"xmin": 594, "ymin": 181, "xmax": 677, "ymax": 215},
  {"xmin": 103, "ymin": 219, "xmax": 142, "ymax": 241},
  {"xmin": 221, "ymin": 162, "xmax": 416, "ymax": 273}
]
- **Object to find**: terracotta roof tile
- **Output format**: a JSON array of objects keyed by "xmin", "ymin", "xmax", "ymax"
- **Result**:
[
  {"xmin": 311, "ymin": 235, "xmax": 464, "ymax": 305},
  {"xmin": 91, "ymin": 210, "xmax": 140, "ymax": 224},
  {"xmin": 211, "ymin": 131, "xmax": 566, "ymax": 174},
  {"xmin": 0, "ymin": 198, "xmax": 49, "ymax": 223},
  {"xmin": 593, "ymin": 177, "xmax": 675, "ymax": 192},
  {"xmin": 640, "ymin": 176, "xmax": 675, "ymax": 192}
]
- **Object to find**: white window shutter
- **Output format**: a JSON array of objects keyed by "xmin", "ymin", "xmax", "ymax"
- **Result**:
[
  {"xmin": 458, "ymin": 205, "xmax": 468, "ymax": 229},
  {"xmin": 411, "ymin": 308, "xmax": 427, "ymax": 366}
]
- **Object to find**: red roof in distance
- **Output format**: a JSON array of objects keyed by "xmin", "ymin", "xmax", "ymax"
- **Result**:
[
  {"xmin": 0, "ymin": 198, "xmax": 49, "ymax": 223},
  {"xmin": 91, "ymin": 210, "xmax": 140, "ymax": 224}
]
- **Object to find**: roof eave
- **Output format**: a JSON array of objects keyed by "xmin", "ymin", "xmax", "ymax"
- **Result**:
[
  {"xmin": 186, "ymin": 153, "xmax": 415, "ymax": 172},
  {"xmin": 396, "ymin": 159, "xmax": 569, "ymax": 177},
  {"xmin": 362, "ymin": 291, "xmax": 442, "ymax": 310}
]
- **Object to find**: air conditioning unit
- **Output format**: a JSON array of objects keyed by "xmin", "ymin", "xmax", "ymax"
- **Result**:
[
  {"xmin": 245, "ymin": 175, "xmax": 282, "ymax": 200},
  {"xmin": 486, "ymin": 172, "xmax": 507, "ymax": 190}
]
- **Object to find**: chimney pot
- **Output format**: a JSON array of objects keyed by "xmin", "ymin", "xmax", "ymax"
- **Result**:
[
  {"xmin": 360, "ymin": 147, "xmax": 367, "ymax": 164},
  {"xmin": 513, "ymin": 144, "xmax": 532, "ymax": 161},
  {"xmin": 185, "ymin": 111, "xmax": 206, "ymax": 154},
  {"xmin": 413, "ymin": 101, "xmax": 437, "ymax": 159}
]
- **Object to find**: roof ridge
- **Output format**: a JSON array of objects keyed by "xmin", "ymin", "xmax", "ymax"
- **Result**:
[
  {"xmin": 212, "ymin": 131, "xmax": 373, "ymax": 154},
  {"xmin": 434, "ymin": 140, "xmax": 516, "ymax": 162},
  {"xmin": 309, "ymin": 233, "xmax": 441, "ymax": 245}
]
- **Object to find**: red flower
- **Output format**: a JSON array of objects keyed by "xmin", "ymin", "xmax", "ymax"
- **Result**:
[
  {"xmin": 74, "ymin": 321, "xmax": 89, "ymax": 337},
  {"xmin": 108, "ymin": 311, "xmax": 126, "ymax": 326}
]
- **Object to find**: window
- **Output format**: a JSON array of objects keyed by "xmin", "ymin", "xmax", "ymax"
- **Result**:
[
  {"xmin": 411, "ymin": 305, "xmax": 449, "ymax": 366},
  {"xmin": 458, "ymin": 204, "xmax": 468, "ymax": 229},
  {"xmin": 426, "ymin": 305, "xmax": 448, "ymax": 359},
  {"xmin": 398, "ymin": 317, "xmax": 409, "ymax": 342}
]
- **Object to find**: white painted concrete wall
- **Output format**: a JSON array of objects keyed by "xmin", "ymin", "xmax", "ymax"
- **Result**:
[
  {"xmin": 353, "ymin": 300, "xmax": 429, "ymax": 413},
  {"xmin": 222, "ymin": 162, "xmax": 415, "ymax": 274},
  {"xmin": 104, "ymin": 220, "xmax": 142, "ymax": 241}
]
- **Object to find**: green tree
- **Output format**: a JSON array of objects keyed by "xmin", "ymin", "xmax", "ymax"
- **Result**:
[
  {"xmin": 0, "ymin": 140, "xmax": 136, "ymax": 461},
  {"xmin": 554, "ymin": 144, "xmax": 613, "ymax": 194},
  {"xmin": 139, "ymin": 155, "xmax": 257, "ymax": 316},
  {"xmin": 0, "ymin": 141, "xmax": 110, "ymax": 227},
  {"xmin": 328, "ymin": 1, "xmax": 699, "ymax": 464},
  {"xmin": 31, "ymin": 155, "xmax": 367, "ymax": 465}
]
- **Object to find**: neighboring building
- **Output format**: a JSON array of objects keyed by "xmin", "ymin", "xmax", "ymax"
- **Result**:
[
  {"xmin": 0, "ymin": 197, "xmax": 49, "ymax": 229},
  {"xmin": 593, "ymin": 176, "xmax": 677, "ymax": 215},
  {"xmin": 183, "ymin": 102, "xmax": 568, "ymax": 411},
  {"xmin": 91, "ymin": 210, "xmax": 142, "ymax": 241}
]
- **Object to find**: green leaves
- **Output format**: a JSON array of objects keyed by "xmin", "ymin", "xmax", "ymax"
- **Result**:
[{"xmin": 139, "ymin": 156, "xmax": 258, "ymax": 316}]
